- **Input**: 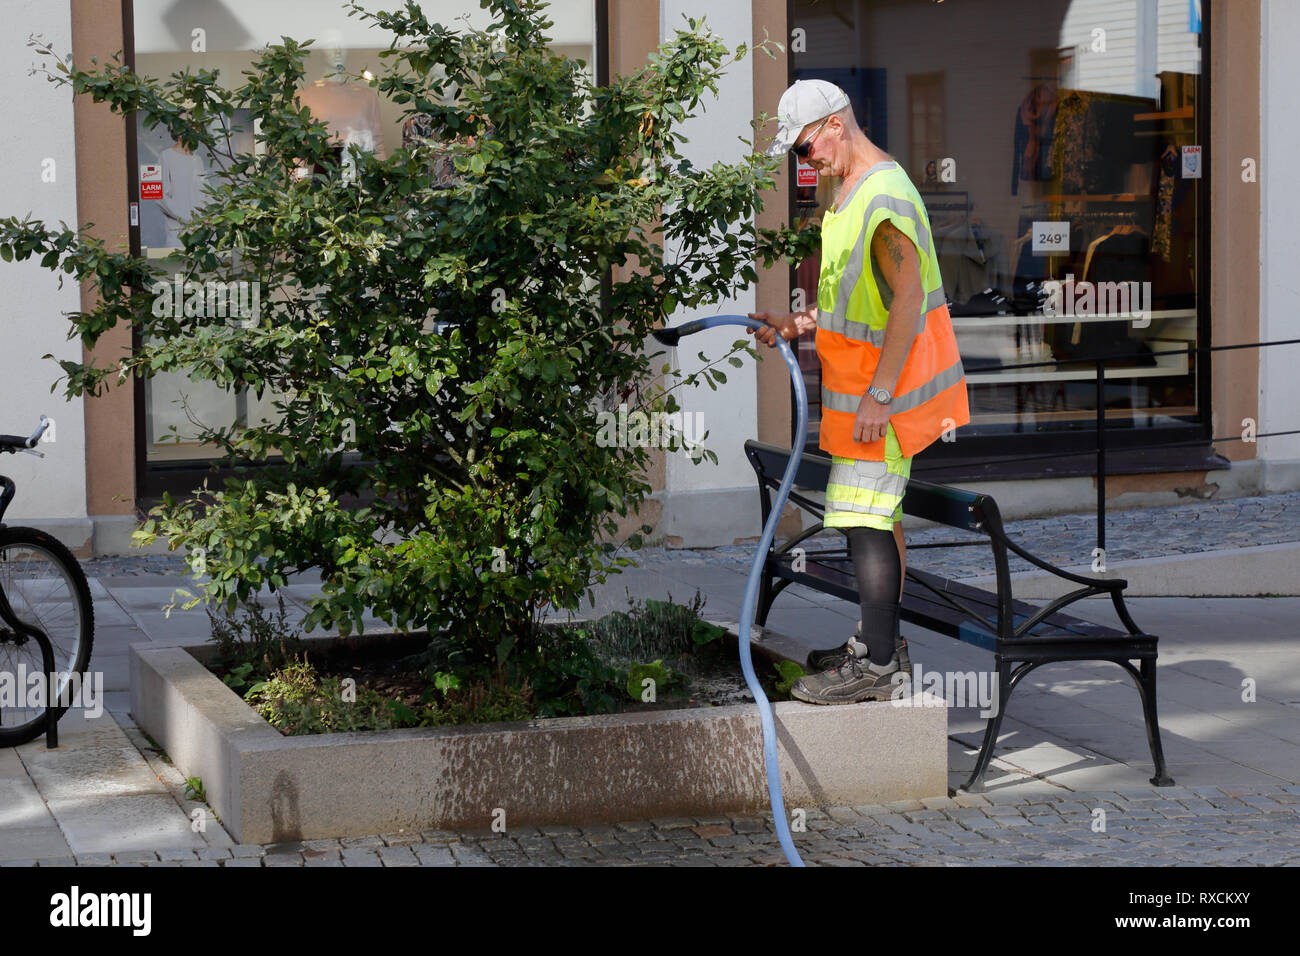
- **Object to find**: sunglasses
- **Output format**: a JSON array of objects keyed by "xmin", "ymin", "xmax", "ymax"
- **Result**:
[{"xmin": 791, "ymin": 117, "xmax": 831, "ymax": 159}]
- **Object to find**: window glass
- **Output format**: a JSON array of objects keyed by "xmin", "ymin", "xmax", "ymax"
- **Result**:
[
  {"xmin": 791, "ymin": 0, "xmax": 1203, "ymax": 451},
  {"xmin": 131, "ymin": 0, "xmax": 597, "ymax": 464}
]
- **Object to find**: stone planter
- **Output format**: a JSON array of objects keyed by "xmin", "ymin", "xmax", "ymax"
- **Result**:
[{"xmin": 129, "ymin": 624, "xmax": 947, "ymax": 843}]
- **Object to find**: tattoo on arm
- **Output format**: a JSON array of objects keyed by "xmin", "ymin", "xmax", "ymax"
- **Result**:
[
  {"xmin": 881, "ymin": 229, "xmax": 906, "ymax": 271},
  {"xmin": 871, "ymin": 221, "xmax": 921, "ymax": 310}
]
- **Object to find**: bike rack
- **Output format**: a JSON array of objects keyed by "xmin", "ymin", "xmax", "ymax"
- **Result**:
[{"xmin": 0, "ymin": 586, "xmax": 59, "ymax": 748}]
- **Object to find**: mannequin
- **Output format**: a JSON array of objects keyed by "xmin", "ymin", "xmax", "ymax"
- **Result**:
[
  {"xmin": 295, "ymin": 33, "xmax": 385, "ymax": 180},
  {"xmin": 159, "ymin": 136, "xmax": 207, "ymax": 246}
]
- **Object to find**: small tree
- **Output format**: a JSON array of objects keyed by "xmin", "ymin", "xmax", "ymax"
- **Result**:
[{"xmin": 3, "ymin": 0, "xmax": 815, "ymax": 670}]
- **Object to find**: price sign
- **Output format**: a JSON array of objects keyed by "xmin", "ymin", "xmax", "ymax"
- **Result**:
[
  {"xmin": 796, "ymin": 160, "xmax": 817, "ymax": 187},
  {"xmin": 1031, "ymin": 221, "xmax": 1070, "ymax": 255}
]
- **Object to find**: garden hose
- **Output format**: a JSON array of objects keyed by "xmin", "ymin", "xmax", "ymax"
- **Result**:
[{"xmin": 652, "ymin": 314, "xmax": 806, "ymax": 868}]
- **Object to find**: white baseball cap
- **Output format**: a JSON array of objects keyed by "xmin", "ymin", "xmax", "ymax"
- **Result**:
[{"xmin": 766, "ymin": 79, "xmax": 851, "ymax": 158}]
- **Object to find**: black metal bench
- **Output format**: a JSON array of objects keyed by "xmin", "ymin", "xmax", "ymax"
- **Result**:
[{"xmin": 744, "ymin": 438, "xmax": 1175, "ymax": 793}]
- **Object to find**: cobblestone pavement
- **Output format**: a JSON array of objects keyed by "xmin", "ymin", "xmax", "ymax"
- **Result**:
[
  {"xmin": 78, "ymin": 490, "xmax": 1300, "ymax": 584},
  {"xmin": 628, "ymin": 489, "xmax": 1300, "ymax": 582},
  {"xmin": 6, "ymin": 785, "xmax": 1297, "ymax": 867}
]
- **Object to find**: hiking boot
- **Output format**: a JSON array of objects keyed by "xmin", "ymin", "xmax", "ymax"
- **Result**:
[
  {"xmin": 806, "ymin": 621, "xmax": 911, "ymax": 676},
  {"xmin": 790, "ymin": 642, "xmax": 904, "ymax": 705}
]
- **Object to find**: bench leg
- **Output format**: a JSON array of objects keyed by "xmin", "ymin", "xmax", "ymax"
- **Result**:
[
  {"xmin": 1131, "ymin": 657, "xmax": 1176, "ymax": 787},
  {"xmin": 958, "ymin": 658, "xmax": 1017, "ymax": 793},
  {"xmin": 755, "ymin": 563, "xmax": 774, "ymax": 627}
]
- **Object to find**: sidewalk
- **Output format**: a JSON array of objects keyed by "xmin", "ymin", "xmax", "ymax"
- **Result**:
[{"xmin": 2, "ymin": 493, "xmax": 1299, "ymax": 866}]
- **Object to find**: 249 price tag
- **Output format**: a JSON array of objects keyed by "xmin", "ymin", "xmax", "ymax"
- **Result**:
[{"xmin": 1031, "ymin": 221, "xmax": 1070, "ymax": 255}]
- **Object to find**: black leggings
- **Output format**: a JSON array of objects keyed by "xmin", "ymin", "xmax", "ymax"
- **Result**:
[{"xmin": 846, "ymin": 525, "xmax": 901, "ymax": 666}]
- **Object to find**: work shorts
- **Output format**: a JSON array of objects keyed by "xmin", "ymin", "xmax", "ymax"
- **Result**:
[{"xmin": 823, "ymin": 422, "xmax": 912, "ymax": 531}]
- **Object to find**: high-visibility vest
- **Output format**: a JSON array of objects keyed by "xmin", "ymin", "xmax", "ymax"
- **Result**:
[{"xmin": 815, "ymin": 160, "xmax": 970, "ymax": 460}]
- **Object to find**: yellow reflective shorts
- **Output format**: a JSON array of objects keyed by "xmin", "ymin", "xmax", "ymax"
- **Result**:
[{"xmin": 823, "ymin": 422, "xmax": 912, "ymax": 531}]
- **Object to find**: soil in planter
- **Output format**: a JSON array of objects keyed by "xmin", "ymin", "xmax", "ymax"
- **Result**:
[
  {"xmin": 310, "ymin": 626, "xmax": 791, "ymax": 717},
  {"xmin": 207, "ymin": 594, "xmax": 804, "ymax": 734}
]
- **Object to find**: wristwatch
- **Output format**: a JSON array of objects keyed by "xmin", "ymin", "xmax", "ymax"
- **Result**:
[{"xmin": 867, "ymin": 385, "xmax": 892, "ymax": 405}]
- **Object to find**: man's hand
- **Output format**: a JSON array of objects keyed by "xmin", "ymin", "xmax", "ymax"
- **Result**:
[
  {"xmin": 853, "ymin": 391, "xmax": 891, "ymax": 445},
  {"xmin": 746, "ymin": 310, "xmax": 814, "ymax": 348}
]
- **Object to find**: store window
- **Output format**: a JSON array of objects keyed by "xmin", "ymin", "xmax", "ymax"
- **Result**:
[
  {"xmin": 127, "ymin": 0, "xmax": 598, "ymax": 475},
  {"xmin": 790, "ymin": 0, "xmax": 1206, "ymax": 469}
]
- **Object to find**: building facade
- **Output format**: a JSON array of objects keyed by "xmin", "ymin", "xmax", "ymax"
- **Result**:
[{"xmin": 0, "ymin": 0, "xmax": 1293, "ymax": 554}]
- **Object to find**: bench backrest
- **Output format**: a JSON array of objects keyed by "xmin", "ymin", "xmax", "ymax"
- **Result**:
[{"xmin": 743, "ymin": 438, "xmax": 1003, "ymax": 536}]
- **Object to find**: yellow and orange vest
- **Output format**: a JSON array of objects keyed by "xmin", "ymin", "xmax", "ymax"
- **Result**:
[{"xmin": 815, "ymin": 161, "xmax": 970, "ymax": 460}]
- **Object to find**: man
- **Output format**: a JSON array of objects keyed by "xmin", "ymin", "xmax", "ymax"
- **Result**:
[{"xmin": 749, "ymin": 79, "xmax": 970, "ymax": 704}]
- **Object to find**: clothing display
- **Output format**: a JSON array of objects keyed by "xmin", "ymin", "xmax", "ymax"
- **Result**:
[
  {"xmin": 402, "ymin": 113, "xmax": 496, "ymax": 189},
  {"xmin": 1049, "ymin": 90, "xmax": 1151, "ymax": 194},
  {"xmin": 1012, "ymin": 83, "xmax": 1057, "ymax": 195},
  {"xmin": 1152, "ymin": 144, "xmax": 1178, "ymax": 261},
  {"xmin": 934, "ymin": 216, "xmax": 1010, "ymax": 312},
  {"xmin": 402, "ymin": 112, "xmax": 435, "ymax": 149}
]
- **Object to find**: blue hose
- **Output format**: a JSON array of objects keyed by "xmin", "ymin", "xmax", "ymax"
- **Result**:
[{"xmin": 652, "ymin": 314, "xmax": 807, "ymax": 867}]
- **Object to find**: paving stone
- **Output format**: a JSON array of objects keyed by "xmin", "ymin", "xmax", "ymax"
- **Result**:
[
  {"xmin": 692, "ymin": 824, "xmax": 733, "ymax": 839},
  {"xmin": 538, "ymin": 824, "xmax": 582, "ymax": 836},
  {"xmin": 157, "ymin": 848, "xmax": 198, "ymax": 861},
  {"xmin": 229, "ymin": 845, "xmax": 265, "ymax": 858},
  {"xmin": 419, "ymin": 829, "xmax": 460, "ymax": 842},
  {"xmin": 380, "ymin": 832, "xmax": 423, "ymax": 847},
  {"xmin": 903, "ymin": 810, "xmax": 946, "ymax": 822},
  {"xmin": 340, "ymin": 835, "xmax": 385, "ymax": 848},
  {"xmin": 378, "ymin": 846, "xmax": 419, "ymax": 866},
  {"xmin": 341, "ymin": 849, "xmax": 382, "ymax": 866},
  {"xmin": 413, "ymin": 846, "xmax": 455, "ymax": 866},
  {"xmin": 112, "ymin": 850, "xmax": 160, "ymax": 863}
]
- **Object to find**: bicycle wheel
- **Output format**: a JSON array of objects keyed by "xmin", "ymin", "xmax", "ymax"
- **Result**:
[{"xmin": 0, "ymin": 526, "xmax": 94, "ymax": 746}]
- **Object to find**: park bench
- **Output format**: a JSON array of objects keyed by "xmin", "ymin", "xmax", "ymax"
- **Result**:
[{"xmin": 744, "ymin": 438, "xmax": 1176, "ymax": 793}]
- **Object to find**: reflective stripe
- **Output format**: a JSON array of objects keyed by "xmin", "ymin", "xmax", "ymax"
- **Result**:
[
  {"xmin": 817, "ymin": 287, "xmax": 947, "ymax": 344},
  {"xmin": 826, "ymin": 474, "xmax": 909, "ymax": 507},
  {"xmin": 823, "ymin": 511, "xmax": 899, "ymax": 528},
  {"xmin": 835, "ymin": 161, "xmax": 899, "ymax": 212},
  {"xmin": 889, "ymin": 357, "xmax": 966, "ymax": 413},
  {"xmin": 821, "ymin": 385, "xmax": 863, "ymax": 414},
  {"xmin": 826, "ymin": 500, "xmax": 900, "ymax": 519},
  {"xmin": 820, "ymin": 356, "xmax": 966, "ymax": 415}
]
